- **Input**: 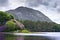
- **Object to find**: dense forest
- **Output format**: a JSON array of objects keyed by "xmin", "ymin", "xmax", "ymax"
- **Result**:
[
  {"xmin": 20, "ymin": 20, "xmax": 60, "ymax": 32},
  {"xmin": 0, "ymin": 11, "xmax": 60, "ymax": 32}
]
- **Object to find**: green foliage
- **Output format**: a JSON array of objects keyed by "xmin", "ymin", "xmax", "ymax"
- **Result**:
[
  {"xmin": 5, "ymin": 21, "xmax": 17, "ymax": 32},
  {"xmin": 20, "ymin": 20, "xmax": 60, "ymax": 32},
  {"xmin": 21, "ymin": 29, "xmax": 30, "ymax": 33},
  {"xmin": 0, "ymin": 11, "xmax": 14, "ymax": 26},
  {"xmin": 0, "ymin": 11, "xmax": 60, "ymax": 32},
  {"xmin": 52, "ymin": 24, "xmax": 60, "ymax": 32}
]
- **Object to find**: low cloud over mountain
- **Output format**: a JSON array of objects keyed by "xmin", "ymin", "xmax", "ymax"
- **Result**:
[{"xmin": 0, "ymin": 0, "xmax": 60, "ymax": 24}]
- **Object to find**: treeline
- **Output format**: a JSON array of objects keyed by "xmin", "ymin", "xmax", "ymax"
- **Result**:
[
  {"xmin": 0, "ymin": 11, "xmax": 14, "ymax": 26},
  {"xmin": 20, "ymin": 20, "xmax": 60, "ymax": 32},
  {"xmin": 0, "ymin": 11, "xmax": 60, "ymax": 32}
]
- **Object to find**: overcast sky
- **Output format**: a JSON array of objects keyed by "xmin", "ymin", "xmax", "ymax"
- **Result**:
[{"xmin": 0, "ymin": 0, "xmax": 60, "ymax": 24}]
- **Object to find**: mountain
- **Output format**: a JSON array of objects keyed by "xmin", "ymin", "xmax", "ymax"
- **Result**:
[{"xmin": 6, "ymin": 6, "xmax": 52, "ymax": 22}]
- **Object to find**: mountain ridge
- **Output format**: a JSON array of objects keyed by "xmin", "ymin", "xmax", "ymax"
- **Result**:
[{"xmin": 6, "ymin": 6, "xmax": 52, "ymax": 22}]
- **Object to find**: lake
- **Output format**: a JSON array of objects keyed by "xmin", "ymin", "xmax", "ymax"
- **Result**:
[{"xmin": 0, "ymin": 32, "xmax": 60, "ymax": 40}]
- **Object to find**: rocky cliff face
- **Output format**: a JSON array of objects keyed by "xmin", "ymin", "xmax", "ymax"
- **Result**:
[{"xmin": 6, "ymin": 6, "xmax": 52, "ymax": 22}]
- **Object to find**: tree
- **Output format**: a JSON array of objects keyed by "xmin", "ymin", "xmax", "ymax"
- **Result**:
[
  {"xmin": 0, "ymin": 11, "xmax": 14, "ymax": 26},
  {"xmin": 5, "ymin": 21, "xmax": 17, "ymax": 32}
]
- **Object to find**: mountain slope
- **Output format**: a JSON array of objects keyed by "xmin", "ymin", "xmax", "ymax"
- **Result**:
[{"xmin": 6, "ymin": 6, "xmax": 52, "ymax": 22}]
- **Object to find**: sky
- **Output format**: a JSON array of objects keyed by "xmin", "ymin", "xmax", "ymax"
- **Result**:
[{"xmin": 0, "ymin": 0, "xmax": 60, "ymax": 24}]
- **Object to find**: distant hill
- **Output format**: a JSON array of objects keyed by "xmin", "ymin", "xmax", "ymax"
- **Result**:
[{"xmin": 6, "ymin": 6, "xmax": 52, "ymax": 22}]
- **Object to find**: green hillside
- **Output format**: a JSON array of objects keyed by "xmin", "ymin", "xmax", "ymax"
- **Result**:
[{"xmin": 0, "ymin": 11, "xmax": 60, "ymax": 32}]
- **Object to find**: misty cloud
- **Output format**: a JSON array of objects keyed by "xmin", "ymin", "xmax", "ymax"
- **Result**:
[
  {"xmin": 0, "ymin": 0, "xmax": 8, "ymax": 6},
  {"xmin": 26, "ymin": 0, "xmax": 42, "ymax": 7},
  {"xmin": 26, "ymin": 0, "xmax": 60, "ymax": 9},
  {"xmin": 0, "ymin": 0, "xmax": 60, "ymax": 24}
]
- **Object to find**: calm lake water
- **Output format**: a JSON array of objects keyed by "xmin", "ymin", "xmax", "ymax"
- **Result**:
[{"xmin": 0, "ymin": 32, "xmax": 60, "ymax": 40}]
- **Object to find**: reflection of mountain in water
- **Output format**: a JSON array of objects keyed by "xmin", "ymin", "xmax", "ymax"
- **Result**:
[
  {"xmin": 6, "ymin": 6, "xmax": 52, "ymax": 22},
  {"xmin": 0, "ymin": 33, "xmax": 60, "ymax": 40},
  {"xmin": 11, "ymin": 33, "xmax": 60, "ymax": 40}
]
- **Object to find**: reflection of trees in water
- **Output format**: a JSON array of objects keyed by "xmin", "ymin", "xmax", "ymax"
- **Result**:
[
  {"xmin": 0, "ymin": 34, "xmax": 52, "ymax": 40},
  {"xmin": 16, "ymin": 36, "xmax": 52, "ymax": 40},
  {"xmin": 24, "ymin": 36, "xmax": 51, "ymax": 40},
  {"xmin": 16, "ymin": 36, "xmax": 24, "ymax": 40},
  {"xmin": 16, "ymin": 36, "xmax": 51, "ymax": 40},
  {"xmin": 0, "ymin": 33, "xmax": 5, "ymax": 40}
]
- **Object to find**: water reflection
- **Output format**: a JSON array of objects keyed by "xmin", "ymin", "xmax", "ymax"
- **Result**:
[
  {"xmin": 5, "ymin": 35, "xmax": 51, "ymax": 40},
  {"xmin": 0, "ymin": 32, "xmax": 5, "ymax": 40},
  {"xmin": 16, "ymin": 36, "xmax": 24, "ymax": 40},
  {"xmin": 0, "ymin": 33, "xmax": 60, "ymax": 40},
  {"xmin": 24, "ymin": 36, "xmax": 51, "ymax": 40}
]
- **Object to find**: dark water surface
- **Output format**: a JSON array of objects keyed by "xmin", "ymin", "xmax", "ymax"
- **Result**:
[{"xmin": 0, "ymin": 32, "xmax": 60, "ymax": 40}]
